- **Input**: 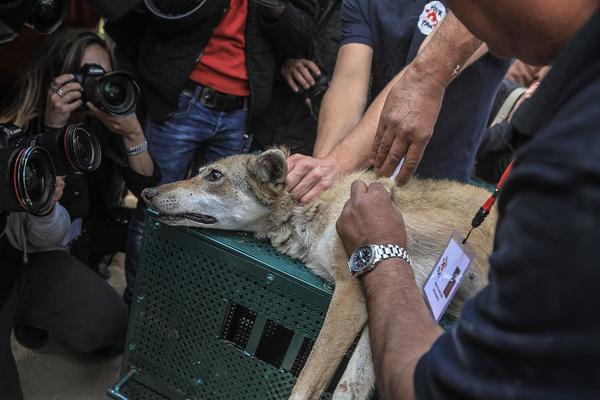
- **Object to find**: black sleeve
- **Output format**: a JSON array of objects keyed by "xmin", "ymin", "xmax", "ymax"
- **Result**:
[
  {"xmin": 260, "ymin": 0, "xmax": 319, "ymax": 59},
  {"xmin": 414, "ymin": 85, "xmax": 600, "ymax": 399},
  {"xmin": 122, "ymin": 165, "xmax": 161, "ymax": 199},
  {"xmin": 104, "ymin": 10, "xmax": 150, "ymax": 70}
]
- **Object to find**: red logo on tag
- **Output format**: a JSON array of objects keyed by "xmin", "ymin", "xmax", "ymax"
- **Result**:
[{"xmin": 418, "ymin": 1, "xmax": 447, "ymax": 35}]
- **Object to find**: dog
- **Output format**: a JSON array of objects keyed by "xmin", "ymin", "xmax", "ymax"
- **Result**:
[{"xmin": 141, "ymin": 148, "xmax": 496, "ymax": 400}]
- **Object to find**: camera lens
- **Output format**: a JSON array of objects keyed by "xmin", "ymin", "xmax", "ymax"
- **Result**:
[
  {"xmin": 13, "ymin": 146, "xmax": 56, "ymax": 214},
  {"xmin": 101, "ymin": 80, "xmax": 127, "ymax": 107},
  {"xmin": 63, "ymin": 124, "xmax": 101, "ymax": 173},
  {"xmin": 95, "ymin": 73, "xmax": 140, "ymax": 115},
  {"xmin": 26, "ymin": 0, "xmax": 68, "ymax": 35}
]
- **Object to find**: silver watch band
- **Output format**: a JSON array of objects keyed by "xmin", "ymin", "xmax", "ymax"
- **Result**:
[
  {"xmin": 126, "ymin": 139, "xmax": 148, "ymax": 156},
  {"xmin": 374, "ymin": 244, "xmax": 413, "ymax": 267}
]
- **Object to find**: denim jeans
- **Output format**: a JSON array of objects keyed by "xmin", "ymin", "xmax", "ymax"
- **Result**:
[{"xmin": 123, "ymin": 86, "xmax": 251, "ymax": 304}]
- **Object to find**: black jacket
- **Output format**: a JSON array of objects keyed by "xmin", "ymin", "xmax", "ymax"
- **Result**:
[
  {"xmin": 252, "ymin": 0, "xmax": 341, "ymax": 155},
  {"xmin": 105, "ymin": 0, "xmax": 318, "ymax": 124}
]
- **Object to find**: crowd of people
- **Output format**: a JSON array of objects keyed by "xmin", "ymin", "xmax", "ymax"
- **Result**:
[{"xmin": 1, "ymin": 0, "xmax": 599, "ymax": 399}]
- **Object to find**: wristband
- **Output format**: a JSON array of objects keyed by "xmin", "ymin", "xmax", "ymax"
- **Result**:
[{"xmin": 126, "ymin": 139, "xmax": 148, "ymax": 156}]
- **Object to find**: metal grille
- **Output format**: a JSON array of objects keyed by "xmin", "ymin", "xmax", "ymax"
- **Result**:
[{"xmin": 120, "ymin": 219, "xmax": 336, "ymax": 399}]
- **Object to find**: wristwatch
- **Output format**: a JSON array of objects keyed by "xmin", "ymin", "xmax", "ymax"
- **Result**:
[{"xmin": 348, "ymin": 244, "xmax": 412, "ymax": 278}]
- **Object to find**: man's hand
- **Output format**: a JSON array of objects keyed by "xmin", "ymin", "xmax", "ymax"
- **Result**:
[
  {"xmin": 336, "ymin": 180, "xmax": 407, "ymax": 256},
  {"xmin": 281, "ymin": 58, "xmax": 321, "ymax": 93},
  {"xmin": 372, "ymin": 67, "xmax": 445, "ymax": 185},
  {"xmin": 286, "ymin": 154, "xmax": 342, "ymax": 204}
]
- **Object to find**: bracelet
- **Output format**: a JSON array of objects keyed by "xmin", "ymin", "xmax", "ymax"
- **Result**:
[{"xmin": 126, "ymin": 139, "xmax": 148, "ymax": 156}]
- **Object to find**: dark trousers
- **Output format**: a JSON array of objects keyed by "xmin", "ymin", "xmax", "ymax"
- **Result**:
[{"xmin": 0, "ymin": 247, "xmax": 128, "ymax": 400}]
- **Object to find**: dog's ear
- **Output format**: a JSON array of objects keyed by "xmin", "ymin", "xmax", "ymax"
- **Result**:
[{"xmin": 250, "ymin": 148, "xmax": 287, "ymax": 184}]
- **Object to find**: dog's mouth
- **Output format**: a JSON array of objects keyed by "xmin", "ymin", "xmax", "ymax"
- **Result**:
[{"xmin": 158, "ymin": 213, "xmax": 217, "ymax": 225}]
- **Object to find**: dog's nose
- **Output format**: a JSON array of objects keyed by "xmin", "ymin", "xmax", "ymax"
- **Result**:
[{"xmin": 141, "ymin": 187, "xmax": 159, "ymax": 204}]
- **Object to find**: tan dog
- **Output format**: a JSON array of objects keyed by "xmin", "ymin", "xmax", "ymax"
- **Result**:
[{"xmin": 141, "ymin": 148, "xmax": 495, "ymax": 400}]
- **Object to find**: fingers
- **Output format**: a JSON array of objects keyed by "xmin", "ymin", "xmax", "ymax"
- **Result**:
[
  {"xmin": 300, "ymin": 182, "xmax": 328, "ymax": 204},
  {"xmin": 350, "ymin": 180, "xmax": 368, "ymax": 197},
  {"xmin": 57, "ymin": 81, "xmax": 83, "ymax": 94},
  {"xmin": 289, "ymin": 171, "xmax": 323, "ymax": 202},
  {"xmin": 285, "ymin": 154, "xmax": 305, "ymax": 189},
  {"xmin": 292, "ymin": 68, "xmax": 312, "ymax": 90},
  {"xmin": 52, "ymin": 74, "xmax": 75, "ymax": 87},
  {"xmin": 285, "ymin": 74, "xmax": 300, "ymax": 93},
  {"xmin": 373, "ymin": 123, "xmax": 404, "ymax": 171},
  {"xmin": 395, "ymin": 142, "xmax": 427, "ymax": 186},
  {"xmin": 303, "ymin": 60, "xmax": 321, "ymax": 77},
  {"xmin": 375, "ymin": 135, "xmax": 408, "ymax": 177}
]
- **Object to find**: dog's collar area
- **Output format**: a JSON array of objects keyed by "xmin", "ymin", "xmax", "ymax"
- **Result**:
[{"xmin": 159, "ymin": 213, "xmax": 217, "ymax": 225}]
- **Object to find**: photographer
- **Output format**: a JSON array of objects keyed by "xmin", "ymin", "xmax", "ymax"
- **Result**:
[
  {"xmin": 1, "ymin": 28, "xmax": 159, "ymax": 273},
  {"xmin": 0, "ymin": 177, "xmax": 127, "ymax": 400}
]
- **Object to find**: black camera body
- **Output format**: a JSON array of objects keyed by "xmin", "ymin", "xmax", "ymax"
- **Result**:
[
  {"xmin": 298, "ymin": 71, "xmax": 330, "ymax": 102},
  {"xmin": 0, "ymin": 123, "xmax": 56, "ymax": 214},
  {"xmin": 0, "ymin": 123, "xmax": 103, "ymax": 214},
  {"xmin": 74, "ymin": 64, "xmax": 141, "ymax": 116}
]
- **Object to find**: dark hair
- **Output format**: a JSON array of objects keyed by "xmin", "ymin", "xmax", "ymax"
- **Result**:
[{"xmin": 1, "ymin": 28, "xmax": 113, "ymax": 128}]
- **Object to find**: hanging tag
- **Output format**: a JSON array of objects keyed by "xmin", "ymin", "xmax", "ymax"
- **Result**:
[{"xmin": 423, "ymin": 231, "xmax": 475, "ymax": 322}]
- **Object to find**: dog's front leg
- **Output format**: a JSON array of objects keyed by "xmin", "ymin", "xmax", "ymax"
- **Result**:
[{"xmin": 289, "ymin": 280, "xmax": 367, "ymax": 400}]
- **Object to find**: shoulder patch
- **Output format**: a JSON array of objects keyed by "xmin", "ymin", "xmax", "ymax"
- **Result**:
[{"xmin": 418, "ymin": 1, "xmax": 447, "ymax": 36}]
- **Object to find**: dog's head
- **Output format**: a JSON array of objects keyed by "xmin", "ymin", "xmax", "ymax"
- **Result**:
[{"xmin": 141, "ymin": 148, "xmax": 289, "ymax": 231}]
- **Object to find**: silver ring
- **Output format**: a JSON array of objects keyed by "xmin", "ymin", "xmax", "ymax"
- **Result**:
[{"xmin": 50, "ymin": 83, "xmax": 64, "ymax": 97}]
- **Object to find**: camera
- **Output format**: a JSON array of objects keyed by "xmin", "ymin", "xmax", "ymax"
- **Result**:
[
  {"xmin": 31, "ymin": 123, "xmax": 102, "ymax": 175},
  {"xmin": 0, "ymin": 123, "xmax": 103, "ymax": 214},
  {"xmin": 0, "ymin": 123, "xmax": 56, "ymax": 214},
  {"xmin": 0, "ymin": 0, "xmax": 68, "ymax": 45},
  {"xmin": 74, "ymin": 64, "xmax": 141, "ymax": 116},
  {"xmin": 298, "ymin": 71, "xmax": 330, "ymax": 102},
  {"xmin": 298, "ymin": 69, "xmax": 330, "ymax": 120}
]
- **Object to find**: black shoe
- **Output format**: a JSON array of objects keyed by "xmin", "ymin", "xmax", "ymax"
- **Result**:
[{"xmin": 14, "ymin": 325, "xmax": 49, "ymax": 350}]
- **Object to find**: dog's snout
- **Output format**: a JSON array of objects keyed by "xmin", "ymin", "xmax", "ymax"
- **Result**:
[{"xmin": 142, "ymin": 187, "xmax": 159, "ymax": 204}]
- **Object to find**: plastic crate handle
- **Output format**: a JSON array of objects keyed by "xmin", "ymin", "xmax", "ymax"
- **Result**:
[{"xmin": 107, "ymin": 368, "xmax": 137, "ymax": 400}]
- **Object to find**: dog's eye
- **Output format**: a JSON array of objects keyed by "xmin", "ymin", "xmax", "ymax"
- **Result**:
[{"xmin": 207, "ymin": 169, "xmax": 224, "ymax": 182}]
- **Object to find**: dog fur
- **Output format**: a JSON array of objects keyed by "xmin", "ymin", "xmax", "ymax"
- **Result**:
[{"xmin": 142, "ymin": 148, "xmax": 495, "ymax": 400}]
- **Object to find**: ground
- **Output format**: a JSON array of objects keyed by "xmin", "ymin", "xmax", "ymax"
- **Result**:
[{"xmin": 12, "ymin": 253, "xmax": 127, "ymax": 400}]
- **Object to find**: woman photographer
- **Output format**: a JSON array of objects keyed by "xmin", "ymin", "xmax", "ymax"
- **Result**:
[{"xmin": 0, "ymin": 29, "xmax": 158, "ymax": 399}]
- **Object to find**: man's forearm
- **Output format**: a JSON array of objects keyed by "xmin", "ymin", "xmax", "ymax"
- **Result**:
[
  {"xmin": 325, "ymin": 12, "xmax": 482, "ymax": 172},
  {"xmin": 362, "ymin": 259, "xmax": 442, "ymax": 399},
  {"xmin": 325, "ymin": 69, "xmax": 409, "ymax": 171},
  {"xmin": 411, "ymin": 12, "xmax": 482, "ymax": 87},
  {"xmin": 313, "ymin": 74, "xmax": 369, "ymax": 158}
]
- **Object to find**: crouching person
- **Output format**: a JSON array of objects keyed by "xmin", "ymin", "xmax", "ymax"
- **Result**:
[{"xmin": 0, "ymin": 177, "xmax": 128, "ymax": 400}]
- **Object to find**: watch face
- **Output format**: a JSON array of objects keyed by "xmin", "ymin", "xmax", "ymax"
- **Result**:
[{"xmin": 350, "ymin": 245, "xmax": 375, "ymax": 273}]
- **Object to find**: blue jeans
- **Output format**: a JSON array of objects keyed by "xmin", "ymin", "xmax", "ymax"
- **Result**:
[{"xmin": 123, "ymin": 86, "xmax": 251, "ymax": 304}]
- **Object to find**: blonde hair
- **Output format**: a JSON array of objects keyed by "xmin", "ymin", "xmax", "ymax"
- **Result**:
[{"xmin": 0, "ymin": 29, "xmax": 113, "ymax": 129}]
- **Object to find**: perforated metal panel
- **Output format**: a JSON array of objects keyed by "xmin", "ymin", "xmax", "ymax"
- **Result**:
[{"xmin": 118, "ymin": 216, "xmax": 336, "ymax": 400}]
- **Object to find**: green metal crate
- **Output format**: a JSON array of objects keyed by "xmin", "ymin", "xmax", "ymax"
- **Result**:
[{"xmin": 108, "ymin": 214, "xmax": 339, "ymax": 400}]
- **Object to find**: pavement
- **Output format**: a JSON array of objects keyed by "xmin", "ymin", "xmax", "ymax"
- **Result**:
[{"xmin": 12, "ymin": 253, "xmax": 127, "ymax": 400}]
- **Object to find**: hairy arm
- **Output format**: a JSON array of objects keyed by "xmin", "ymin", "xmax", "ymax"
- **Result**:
[
  {"xmin": 335, "ymin": 181, "xmax": 442, "ymax": 399},
  {"xmin": 362, "ymin": 260, "xmax": 442, "ymax": 399},
  {"xmin": 373, "ymin": 12, "xmax": 483, "ymax": 183},
  {"xmin": 287, "ymin": 13, "xmax": 484, "ymax": 203}
]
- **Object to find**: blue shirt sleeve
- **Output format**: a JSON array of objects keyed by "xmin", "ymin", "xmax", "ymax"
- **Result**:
[
  {"xmin": 413, "ymin": 78, "xmax": 600, "ymax": 399},
  {"xmin": 340, "ymin": 0, "xmax": 373, "ymax": 48}
]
